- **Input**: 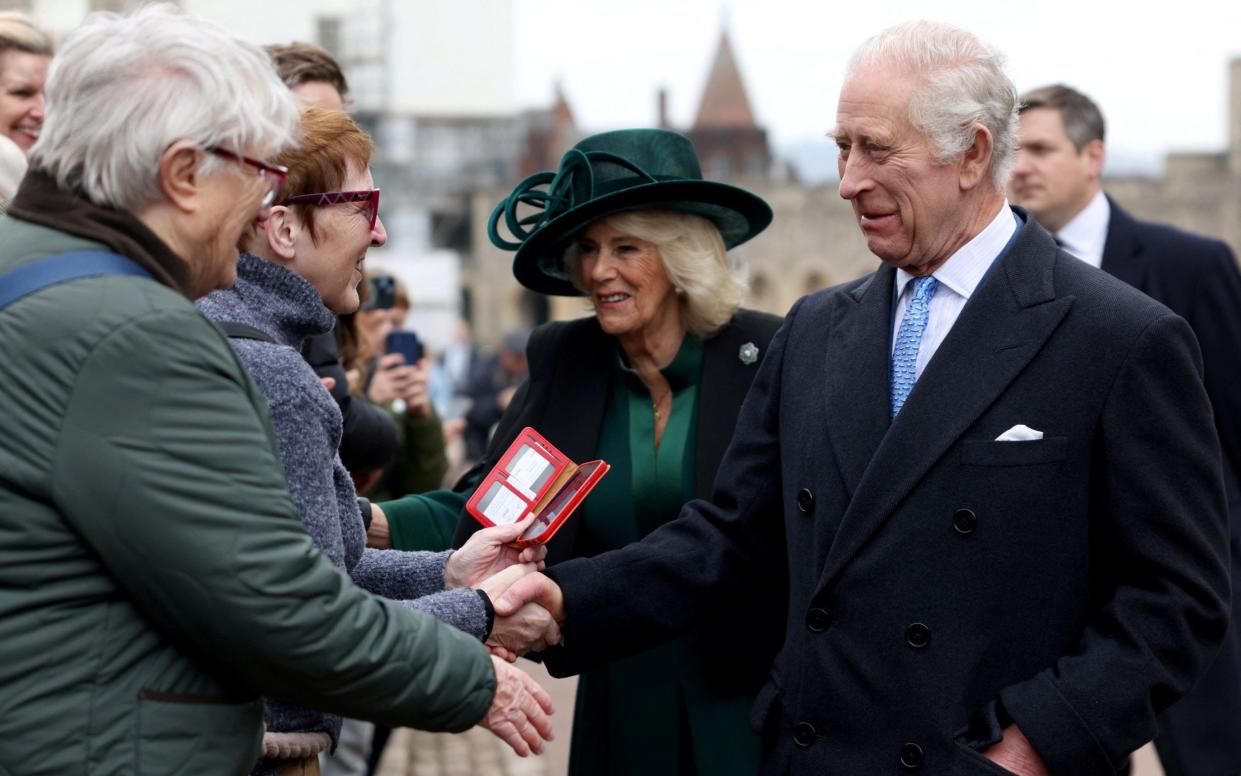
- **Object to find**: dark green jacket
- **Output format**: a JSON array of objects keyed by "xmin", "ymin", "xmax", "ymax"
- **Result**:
[{"xmin": 0, "ymin": 218, "xmax": 494, "ymax": 776}]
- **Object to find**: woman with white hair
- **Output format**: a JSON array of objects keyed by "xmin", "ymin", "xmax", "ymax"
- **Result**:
[
  {"xmin": 375, "ymin": 128, "xmax": 787, "ymax": 776},
  {"xmin": 0, "ymin": 6, "xmax": 549, "ymax": 774}
]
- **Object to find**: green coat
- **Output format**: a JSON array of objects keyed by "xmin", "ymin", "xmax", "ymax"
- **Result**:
[
  {"xmin": 0, "ymin": 218, "xmax": 494, "ymax": 776},
  {"xmin": 383, "ymin": 312, "xmax": 785, "ymax": 775}
]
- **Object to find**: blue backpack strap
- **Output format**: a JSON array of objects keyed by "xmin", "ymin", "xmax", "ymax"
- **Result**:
[{"xmin": 0, "ymin": 250, "xmax": 154, "ymax": 312}]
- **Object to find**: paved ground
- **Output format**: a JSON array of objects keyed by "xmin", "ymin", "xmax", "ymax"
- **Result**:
[{"xmin": 374, "ymin": 659, "xmax": 1167, "ymax": 776}]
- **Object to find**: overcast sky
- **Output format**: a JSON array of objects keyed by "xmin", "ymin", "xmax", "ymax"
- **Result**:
[{"xmin": 511, "ymin": 0, "xmax": 1241, "ymax": 179}]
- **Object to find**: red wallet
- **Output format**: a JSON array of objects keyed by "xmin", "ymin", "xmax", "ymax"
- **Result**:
[{"xmin": 466, "ymin": 427, "xmax": 610, "ymax": 547}]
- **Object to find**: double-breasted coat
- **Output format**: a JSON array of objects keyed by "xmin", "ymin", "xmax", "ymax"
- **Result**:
[{"xmin": 545, "ymin": 210, "xmax": 1231, "ymax": 775}]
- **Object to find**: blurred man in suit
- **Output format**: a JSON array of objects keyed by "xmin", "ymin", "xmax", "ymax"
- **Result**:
[{"xmin": 1011, "ymin": 83, "xmax": 1241, "ymax": 776}]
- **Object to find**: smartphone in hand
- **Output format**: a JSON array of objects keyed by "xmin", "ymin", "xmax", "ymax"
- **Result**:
[{"xmin": 385, "ymin": 331, "xmax": 424, "ymax": 365}]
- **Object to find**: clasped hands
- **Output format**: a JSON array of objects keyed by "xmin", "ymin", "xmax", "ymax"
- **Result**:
[{"xmin": 443, "ymin": 517, "xmax": 562, "ymax": 661}]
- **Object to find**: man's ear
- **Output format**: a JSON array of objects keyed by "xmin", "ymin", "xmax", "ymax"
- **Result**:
[
  {"xmin": 1082, "ymin": 138, "xmax": 1105, "ymax": 180},
  {"xmin": 261, "ymin": 206, "xmax": 298, "ymax": 262},
  {"xmin": 959, "ymin": 123, "xmax": 993, "ymax": 191},
  {"xmin": 158, "ymin": 140, "xmax": 204, "ymax": 215}
]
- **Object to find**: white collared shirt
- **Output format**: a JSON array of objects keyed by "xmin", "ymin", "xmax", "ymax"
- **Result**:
[
  {"xmin": 1054, "ymin": 189, "xmax": 1110, "ymax": 268},
  {"xmin": 891, "ymin": 202, "xmax": 1017, "ymax": 381}
]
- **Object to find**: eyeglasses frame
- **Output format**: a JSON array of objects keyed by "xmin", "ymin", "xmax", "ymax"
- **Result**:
[
  {"xmin": 205, "ymin": 146, "xmax": 289, "ymax": 208},
  {"xmin": 286, "ymin": 189, "xmax": 382, "ymax": 232}
]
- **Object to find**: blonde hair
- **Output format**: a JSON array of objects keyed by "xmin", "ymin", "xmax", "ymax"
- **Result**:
[
  {"xmin": 0, "ymin": 12, "xmax": 54, "ymax": 61},
  {"xmin": 566, "ymin": 209, "xmax": 743, "ymax": 338}
]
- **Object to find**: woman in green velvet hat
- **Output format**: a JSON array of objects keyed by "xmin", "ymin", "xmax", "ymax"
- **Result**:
[{"xmin": 372, "ymin": 128, "xmax": 787, "ymax": 775}]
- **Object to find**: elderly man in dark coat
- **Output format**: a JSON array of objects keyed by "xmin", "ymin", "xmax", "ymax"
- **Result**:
[{"xmin": 494, "ymin": 20, "xmax": 1231, "ymax": 776}]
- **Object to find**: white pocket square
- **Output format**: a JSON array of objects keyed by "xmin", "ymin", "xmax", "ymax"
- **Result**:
[{"xmin": 995, "ymin": 424, "xmax": 1044, "ymax": 442}]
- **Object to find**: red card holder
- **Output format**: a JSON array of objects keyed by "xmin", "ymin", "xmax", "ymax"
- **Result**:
[{"xmin": 465, "ymin": 427, "xmax": 610, "ymax": 547}]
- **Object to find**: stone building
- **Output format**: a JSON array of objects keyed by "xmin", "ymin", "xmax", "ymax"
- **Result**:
[{"xmin": 464, "ymin": 45, "xmax": 1241, "ymax": 345}]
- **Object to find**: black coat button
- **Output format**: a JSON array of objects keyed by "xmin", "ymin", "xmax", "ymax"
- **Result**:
[
  {"xmin": 953, "ymin": 508, "xmax": 977, "ymax": 535},
  {"xmin": 806, "ymin": 607, "xmax": 832, "ymax": 633},
  {"xmin": 797, "ymin": 488, "xmax": 815, "ymax": 514},
  {"xmin": 906, "ymin": 622, "xmax": 931, "ymax": 648},
  {"xmin": 793, "ymin": 722, "xmax": 816, "ymax": 747},
  {"xmin": 900, "ymin": 742, "xmax": 924, "ymax": 769}
]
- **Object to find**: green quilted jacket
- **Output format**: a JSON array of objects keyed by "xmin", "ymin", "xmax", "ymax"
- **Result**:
[{"xmin": 0, "ymin": 217, "xmax": 494, "ymax": 776}]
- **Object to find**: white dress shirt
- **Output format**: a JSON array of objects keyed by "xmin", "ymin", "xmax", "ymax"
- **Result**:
[
  {"xmin": 891, "ymin": 202, "xmax": 1017, "ymax": 381},
  {"xmin": 1054, "ymin": 189, "xmax": 1110, "ymax": 268}
]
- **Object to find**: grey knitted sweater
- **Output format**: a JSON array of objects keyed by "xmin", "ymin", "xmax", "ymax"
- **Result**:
[{"xmin": 197, "ymin": 254, "xmax": 487, "ymax": 752}]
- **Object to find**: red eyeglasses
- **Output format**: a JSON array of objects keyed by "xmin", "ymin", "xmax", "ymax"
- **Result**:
[
  {"xmin": 205, "ymin": 147, "xmax": 288, "ymax": 208},
  {"xmin": 286, "ymin": 189, "xmax": 382, "ymax": 231}
]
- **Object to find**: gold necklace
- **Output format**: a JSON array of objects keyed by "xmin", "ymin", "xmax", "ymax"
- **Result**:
[{"xmin": 652, "ymin": 387, "xmax": 671, "ymax": 422}]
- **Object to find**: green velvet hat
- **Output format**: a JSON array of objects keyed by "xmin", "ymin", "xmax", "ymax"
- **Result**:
[{"xmin": 488, "ymin": 128, "xmax": 773, "ymax": 296}]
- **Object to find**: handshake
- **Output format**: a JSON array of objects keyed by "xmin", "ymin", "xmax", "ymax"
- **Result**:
[{"xmin": 440, "ymin": 517, "xmax": 568, "ymax": 757}]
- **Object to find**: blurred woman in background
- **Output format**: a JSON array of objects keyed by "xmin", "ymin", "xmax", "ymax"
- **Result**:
[{"xmin": 0, "ymin": 12, "xmax": 52, "ymax": 156}]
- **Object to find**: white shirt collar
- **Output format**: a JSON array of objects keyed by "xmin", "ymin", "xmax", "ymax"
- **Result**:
[
  {"xmin": 895, "ymin": 201, "xmax": 1017, "ymax": 302},
  {"xmin": 1055, "ymin": 189, "xmax": 1110, "ymax": 268}
]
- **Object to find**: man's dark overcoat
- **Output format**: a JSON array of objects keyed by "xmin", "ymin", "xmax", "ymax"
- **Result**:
[{"xmin": 546, "ymin": 209, "xmax": 1231, "ymax": 775}]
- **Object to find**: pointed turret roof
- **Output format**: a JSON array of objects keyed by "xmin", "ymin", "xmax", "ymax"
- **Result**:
[
  {"xmin": 551, "ymin": 81, "xmax": 575, "ymax": 128},
  {"xmin": 693, "ymin": 29, "xmax": 758, "ymax": 129}
]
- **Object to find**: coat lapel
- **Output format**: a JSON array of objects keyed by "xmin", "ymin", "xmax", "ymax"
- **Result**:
[
  {"xmin": 540, "ymin": 319, "xmax": 613, "ymax": 463},
  {"xmin": 695, "ymin": 317, "xmax": 764, "ymax": 498},
  {"xmin": 1101, "ymin": 197, "xmax": 1151, "ymax": 290},
  {"xmin": 822, "ymin": 266, "xmax": 896, "ymax": 498},
  {"xmin": 817, "ymin": 216, "xmax": 1074, "ymax": 590}
]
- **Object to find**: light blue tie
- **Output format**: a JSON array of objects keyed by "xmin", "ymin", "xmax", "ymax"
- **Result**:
[{"xmin": 891, "ymin": 275, "xmax": 939, "ymax": 418}]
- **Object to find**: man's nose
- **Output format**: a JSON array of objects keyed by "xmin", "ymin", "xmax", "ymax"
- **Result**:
[
  {"xmin": 371, "ymin": 216, "xmax": 388, "ymax": 247},
  {"xmin": 838, "ymin": 155, "xmax": 870, "ymax": 201},
  {"xmin": 1011, "ymin": 150, "xmax": 1032, "ymax": 176}
]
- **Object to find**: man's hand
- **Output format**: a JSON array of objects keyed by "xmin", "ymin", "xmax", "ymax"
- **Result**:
[
  {"xmin": 479, "ymin": 656, "xmax": 555, "ymax": 756},
  {"xmin": 494, "ymin": 571, "xmax": 565, "ymax": 623},
  {"xmin": 487, "ymin": 602, "xmax": 561, "ymax": 661},
  {"xmin": 981, "ymin": 725, "xmax": 1051, "ymax": 776},
  {"xmin": 366, "ymin": 504, "xmax": 391, "ymax": 549},
  {"xmin": 444, "ymin": 517, "xmax": 548, "ymax": 589}
]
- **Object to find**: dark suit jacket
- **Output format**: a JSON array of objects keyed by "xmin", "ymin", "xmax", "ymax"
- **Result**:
[
  {"xmin": 454, "ymin": 309, "xmax": 787, "ymax": 690},
  {"xmin": 1102, "ymin": 198, "xmax": 1241, "ymax": 776},
  {"xmin": 546, "ymin": 209, "xmax": 1231, "ymax": 775}
]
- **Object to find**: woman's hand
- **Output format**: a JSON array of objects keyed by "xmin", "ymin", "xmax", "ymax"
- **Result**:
[
  {"xmin": 367, "ymin": 355, "xmax": 432, "ymax": 418},
  {"xmin": 367, "ymin": 353, "xmax": 416, "ymax": 405},
  {"xmin": 478, "ymin": 656, "xmax": 555, "ymax": 756},
  {"xmin": 444, "ymin": 517, "xmax": 548, "ymax": 589},
  {"xmin": 366, "ymin": 504, "xmax": 392, "ymax": 549}
]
